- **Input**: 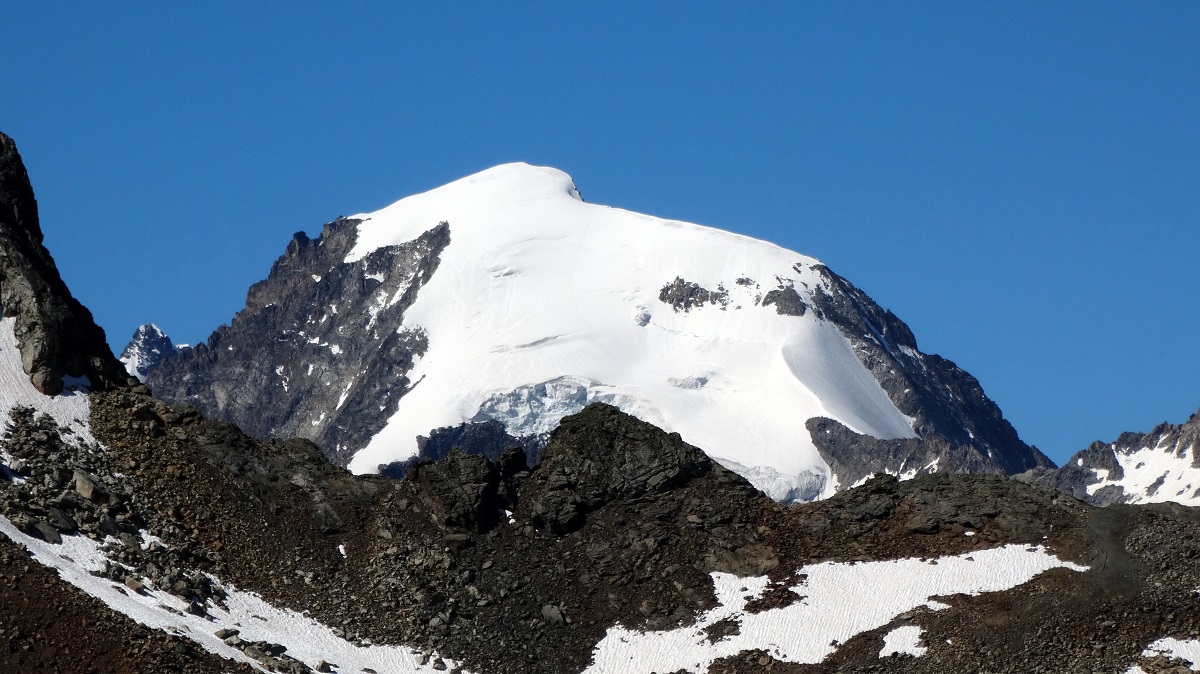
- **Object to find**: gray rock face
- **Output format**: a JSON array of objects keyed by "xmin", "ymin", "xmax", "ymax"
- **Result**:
[
  {"xmin": 146, "ymin": 218, "xmax": 449, "ymax": 465},
  {"xmin": 417, "ymin": 420, "xmax": 536, "ymax": 465},
  {"xmin": 1019, "ymin": 407, "xmax": 1200, "ymax": 506},
  {"xmin": 410, "ymin": 449, "xmax": 509, "ymax": 532},
  {"xmin": 0, "ymin": 132, "xmax": 127, "ymax": 394},
  {"xmin": 806, "ymin": 264, "xmax": 1054, "ymax": 477},
  {"xmin": 760, "ymin": 286, "xmax": 807, "ymax": 316},
  {"xmin": 120, "ymin": 324, "xmax": 179, "ymax": 383},
  {"xmin": 807, "ymin": 416, "xmax": 1006, "ymax": 490}
]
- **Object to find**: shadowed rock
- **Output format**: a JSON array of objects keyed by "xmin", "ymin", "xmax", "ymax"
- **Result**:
[
  {"xmin": 0, "ymin": 132, "xmax": 127, "ymax": 394},
  {"xmin": 523, "ymin": 402, "xmax": 755, "ymax": 534}
]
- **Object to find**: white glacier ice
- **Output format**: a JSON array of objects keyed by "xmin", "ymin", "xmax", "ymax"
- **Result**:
[{"xmin": 340, "ymin": 163, "xmax": 917, "ymax": 499}]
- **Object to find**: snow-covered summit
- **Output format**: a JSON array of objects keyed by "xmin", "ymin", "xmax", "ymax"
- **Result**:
[
  {"xmin": 148, "ymin": 162, "xmax": 1046, "ymax": 501},
  {"xmin": 338, "ymin": 163, "xmax": 915, "ymax": 498}
]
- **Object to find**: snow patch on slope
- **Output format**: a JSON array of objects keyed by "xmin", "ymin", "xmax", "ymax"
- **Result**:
[
  {"xmin": 341, "ymin": 163, "xmax": 916, "ymax": 500},
  {"xmin": 880, "ymin": 625, "xmax": 928, "ymax": 658},
  {"xmin": 583, "ymin": 545, "xmax": 1086, "ymax": 673},
  {"xmin": 1124, "ymin": 637, "xmax": 1200, "ymax": 672},
  {"xmin": 0, "ymin": 516, "xmax": 470, "ymax": 674}
]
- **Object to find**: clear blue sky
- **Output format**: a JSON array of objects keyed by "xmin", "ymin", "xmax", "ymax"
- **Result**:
[{"xmin": 2, "ymin": 3, "xmax": 1197, "ymax": 465}]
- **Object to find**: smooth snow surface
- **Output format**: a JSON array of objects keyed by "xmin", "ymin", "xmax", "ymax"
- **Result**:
[
  {"xmin": 343, "ymin": 163, "xmax": 916, "ymax": 500},
  {"xmin": 879, "ymin": 625, "xmax": 927, "ymax": 658},
  {"xmin": 0, "ymin": 516, "xmax": 470, "ymax": 674},
  {"xmin": 1087, "ymin": 441, "xmax": 1200, "ymax": 506},
  {"xmin": 583, "ymin": 545, "xmax": 1086, "ymax": 673},
  {"xmin": 0, "ymin": 317, "xmax": 93, "ymax": 445}
]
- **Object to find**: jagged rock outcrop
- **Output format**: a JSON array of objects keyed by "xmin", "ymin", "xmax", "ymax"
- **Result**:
[
  {"xmin": 1019, "ymin": 407, "xmax": 1200, "ymax": 506},
  {"xmin": 146, "ymin": 219, "xmax": 449, "ymax": 464},
  {"xmin": 807, "ymin": 264, "xmax": 1054, "ymax": 476},
  {"xmin": 807, "ymin": 416, "xmax": 1007, "ymax": 490},
  {"xmin": 417, "ymin": 419, "xmax": 537, "ymax": 464},
  {"xmin": 522, "ymin": 403, "xmax": 757, "ymax": 534},
  {"xmin": 0, "ymin": 132, "xmax": 127, "ymax": 394}
]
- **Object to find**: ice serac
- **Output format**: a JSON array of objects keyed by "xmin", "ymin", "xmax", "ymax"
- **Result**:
[
  {"xmin": 0, "ymin": 132, "xmax": 127, "ymax": 395},
  {"xmin": 147, "ymin": 162, "xmax": 1047, "ymax": 500},
  {"xmin": 120, "ymin": 324, "xmax": 179, "ymax": 383},
  {"xmin": 1020, "ymin": 407, "xmax": 1200, "ymax": 506}
]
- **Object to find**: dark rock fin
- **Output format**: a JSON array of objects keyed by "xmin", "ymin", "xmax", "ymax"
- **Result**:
[
  {"xmin": 809, "ymin": 263, "xmax": 1052, "ymax": 474},
  {"xmin": 807, "ymin": 416, "xmax": 1005, "ymax": 491},
  {"xmin": 0, "ymin": 132, "xmax": 127, "ymax": 394},
  {"xmin": 147, "ymin": 217, "xmax": 451, "ymax": 466}
]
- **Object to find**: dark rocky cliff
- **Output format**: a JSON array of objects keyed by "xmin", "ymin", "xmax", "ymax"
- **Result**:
[
  {"xmin": 146, "ymin": 217, "xmax": 448, "ymax": 465},
  {"xmin": 806, "ymin": 264, "xmax": 1054, "ymax": 478},
  {"xmin": 0, "ymin": 132, "xmax": 127, "ymax": 394}
]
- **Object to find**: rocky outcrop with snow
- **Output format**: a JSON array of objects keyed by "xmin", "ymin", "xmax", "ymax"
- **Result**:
[
  {"xmin": 1021, "ymin": 407, "xmax": 1200, "ymax": 506},
  {"xmin": 145, "ymin": 163, "xmax": 1049, "ymax": 500},
  {"xmin": 120, "ymin": 324, "xmax": 179, "ymax": 383}
]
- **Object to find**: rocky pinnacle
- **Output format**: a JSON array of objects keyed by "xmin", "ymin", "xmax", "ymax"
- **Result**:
[{"xmin": 0, "ymin": 132, "xmax": 127, "ymax": 394}]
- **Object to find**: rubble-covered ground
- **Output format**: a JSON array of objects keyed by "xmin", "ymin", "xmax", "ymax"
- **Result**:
[{"xmin": 2, "ymin": 395, "xmax": 1200, "ymax": 674}]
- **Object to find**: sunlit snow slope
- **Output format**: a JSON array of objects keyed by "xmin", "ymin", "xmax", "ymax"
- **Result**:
[{"xmin": 341, "ymin": 163, "xmax": 916, "ymax": 499}]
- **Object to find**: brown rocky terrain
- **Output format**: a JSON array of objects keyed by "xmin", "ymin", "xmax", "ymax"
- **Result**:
[
  {"xmin": 0, "ymin": 533, "xmax": 254, "ymax": 674},
  {"xmin": 3, "ymin": 394, "xmax": 1200, "ymax": 673}
]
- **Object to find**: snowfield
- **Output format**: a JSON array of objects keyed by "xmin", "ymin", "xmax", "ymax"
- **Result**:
[
  {"xmin": 342, "ymin": 163, "xmax": 917, "ymax": 500},
  {"xmin": 582, "ymin": 544, "xmax": 1087, "ymax": 673}
]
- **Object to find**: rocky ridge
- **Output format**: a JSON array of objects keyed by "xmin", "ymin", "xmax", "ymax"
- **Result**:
[
  {"xmin": 147, "ymin": 218, "xmax": 447, "ymax": 465},
  {"xmin": 4, "ymin": 398, "xmax": 1200, "ymax": 673},
  {"xmin": 804, "ymin": 263, "xmax": 1053, "ymax": 477},
  {"xmin": 1020, "ymin": 407, "xmax": 1200, "ymax": 507}
]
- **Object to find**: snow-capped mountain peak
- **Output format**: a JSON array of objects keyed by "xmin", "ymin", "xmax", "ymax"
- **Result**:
[
  {"xmin": 334, "ymin": 163, "xmax": 920, "ymax": 498},
  {"xmin": 148, "ymin": 162, "xmax": 1047, "ymax": 501},
  {"xmin": 120, "ymin": 323, "xmax": 179, "ymax": 383}
]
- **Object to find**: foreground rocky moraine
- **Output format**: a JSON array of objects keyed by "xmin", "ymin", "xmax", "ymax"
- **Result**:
[{"xmin": 1, "ymin": 395, "xmax": 1200, "ymax": 673}]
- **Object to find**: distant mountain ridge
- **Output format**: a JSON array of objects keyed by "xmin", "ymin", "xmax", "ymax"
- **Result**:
[
  {"xmin": 142, "ymin": 163, "xmax": 1050, "ymax": 500},
  {"xmin": 1020, "ymin": 407, "xmax": 1200, "ymax": 506}
]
